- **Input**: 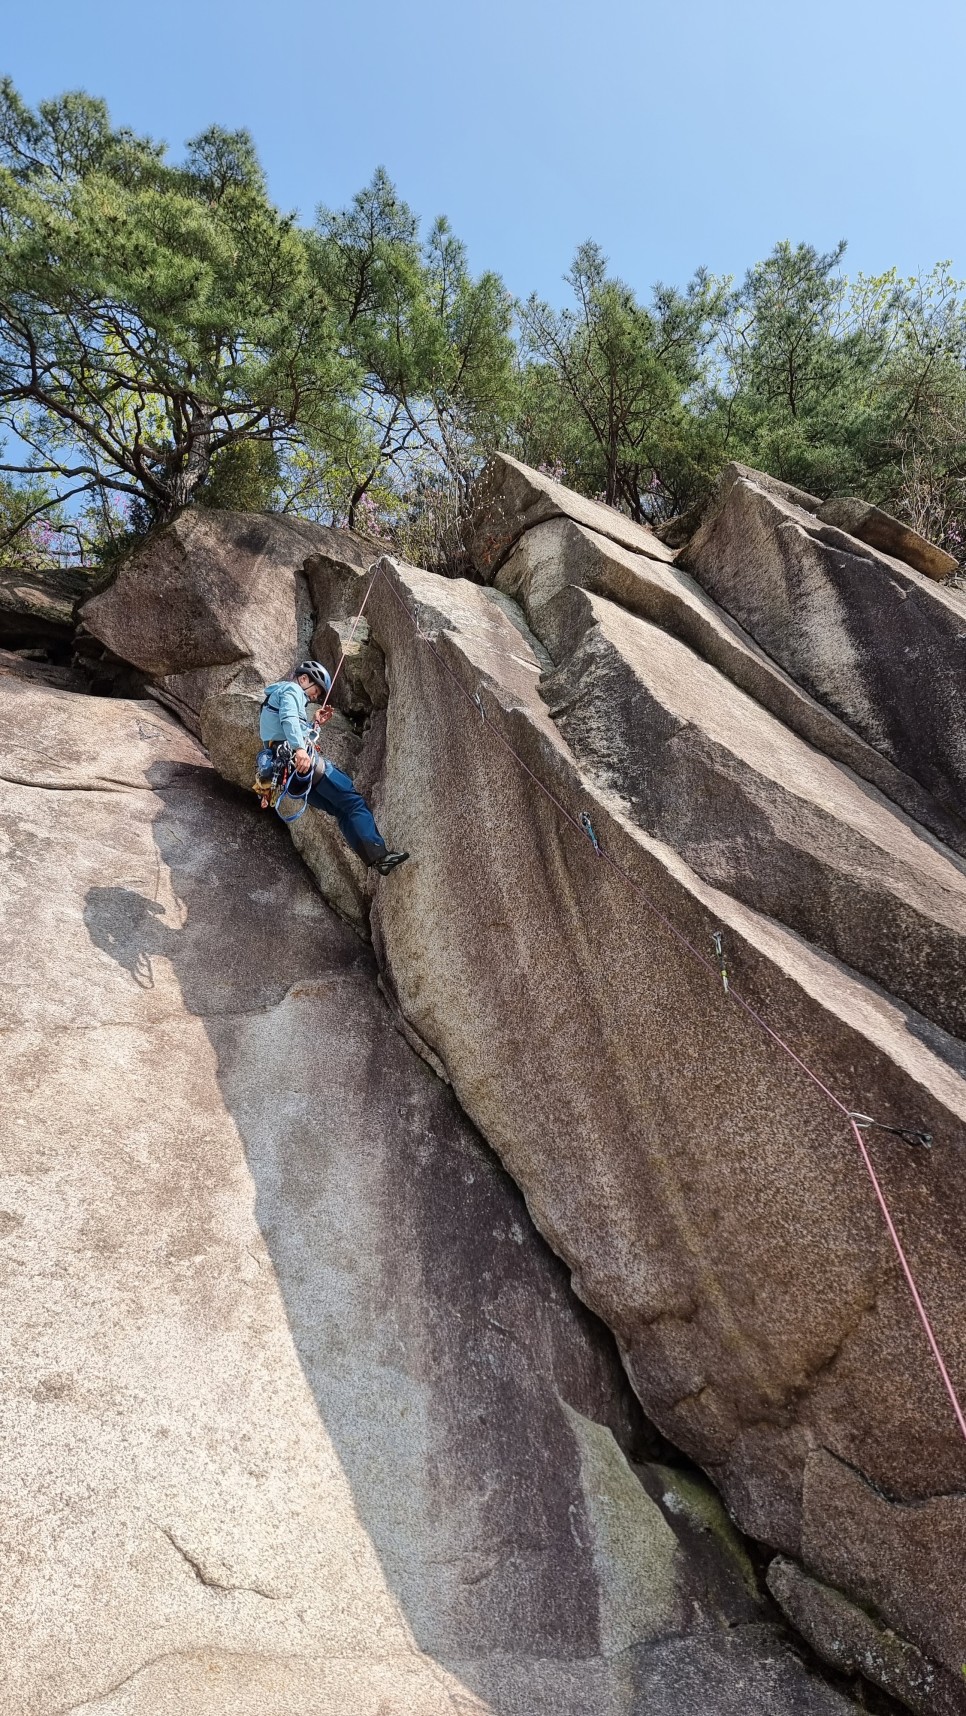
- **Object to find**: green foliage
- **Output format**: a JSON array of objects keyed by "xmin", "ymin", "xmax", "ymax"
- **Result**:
[
  {"xmin": 196, "ymin": 437, "xmax": 280, "ymax": 514},
  {"xmin": 714, "ymin": 246, "xmax": 966, "ymax": 550},
  {"xmin": 517, "ymin": 239, "xmax": 966, "ymax": 556},
  {"xmin": 306, "ymin": 170, "xmax": 516, "ymax": 529},
  {"xmin": 0, "ymin": 468, "xmax": 61, "ymax": 563},
  {"xmin": 860, "ymin": 265, "xmax": 966, "ymax": 550},
  {"xmin": 517, "ymin": 241, "xmax": 730, "ymax": 520},
  {"xmin": 716, "ymin": 241, "xmax": 887, "ymax": 495},
  {"xmin": 2, "ymin": 76, "xmax": 966, "ymax": 568},
  {"xmin": 0, "ymin": 81, "xmax": 352, "ymax": 556}
]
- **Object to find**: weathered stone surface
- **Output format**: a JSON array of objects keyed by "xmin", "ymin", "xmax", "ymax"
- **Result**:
[
  {"xmin": 800, "ymin": 1446, "xmax": 966, "ymax": 1704},
  {"xmin": 180, "ymin": 520, "xmax": 964, "ymax": 1699},
  {"xmin": 655, "ymin": 498, "xmax": 716, "ymax": 548},
  {"xmin": 314, "ymin": 616, "xmax": 389, "ymax": 713},
  {"xmin": 541, "ymin": 583, "xmax": 966, "ymax": 1039},
  {"xmin": 1, "ymin": 665, "xmax": 855, "ymax": 1714},
  {"xmin": 466, "ymin": 451, "xmax": 676, "ymax": 577},
  {"xmin": 683, "ymin": 463, "xmax": 966, "ymax": 819},
  {"xmin": 494, "ymin": 513, "xmax": 966, "ymax": 856},
  {"xmin": 717, "ymin": 461, "xmax": 823, "ymax": 515},
  {"xmin": 341, "ymin": 555, "xmax": 966, "ymax": 1701},
  {"xmin": 0, "ymin": 643, "xmax": 78, "ymax": 687},
  {"xmin": 41, "ymin": 477, "xmax": 966, "ymax": 1708},
  {"xmin": 82, "ymin": 509, "xmax": 317, "ymax": 676},
  {"xmin": 79, "ymin": 510, "xmax": 376, "ymax": 733},
  {"xmin": 0, "ymin": 559, "xmax": 92, "ymax": 649},
  {"xmin": 768, "ymin": 1556, "xmax": 964, "ymax": 1715},
  {"xmin": 817, "ymin": 497, "xmax": 960, "ymax": 582},
  {"xmin": 300, "ymin": 523, "xmax": 379, "ymax": 588}
]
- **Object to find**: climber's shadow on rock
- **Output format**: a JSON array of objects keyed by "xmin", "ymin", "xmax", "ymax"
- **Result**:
[{"xmin": 83, "ymin": 886, "xmax": 179, "ymax": 990}]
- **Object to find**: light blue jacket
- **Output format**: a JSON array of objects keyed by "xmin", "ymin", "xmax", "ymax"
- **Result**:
[{"xmin": 260, "ymin": 680, "xmax": 312, "ymax": 753}]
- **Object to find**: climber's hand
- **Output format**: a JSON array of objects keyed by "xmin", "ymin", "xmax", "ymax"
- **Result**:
[
  {"xmin": 314, "ymin": 705, "xmax": 333, "ymax": 727},
  {"xmin": 293, "ymin": 747, "xmax": 313, "ymax": 774}
]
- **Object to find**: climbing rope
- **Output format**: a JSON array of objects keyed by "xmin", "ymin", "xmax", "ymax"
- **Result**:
[
  {"xmin": 317, "ymin": 568, "xmax": 381, "ymax": 715},
  {"xmin": 326, "ymin": 556, "xmax": 966, "ymax": 1445},
  {"xmin": 273, "ymin": 761, "xmax": 315, "ymax": 824}
]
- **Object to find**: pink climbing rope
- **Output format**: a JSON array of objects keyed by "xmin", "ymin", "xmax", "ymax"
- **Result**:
[
  {"xmin": 848, "ymin": 1115, "xmax": 966, "ymax": 1440},
  {"xmin": 342, "ymin": 557, "xmax": 966, "ymax": 1446}
]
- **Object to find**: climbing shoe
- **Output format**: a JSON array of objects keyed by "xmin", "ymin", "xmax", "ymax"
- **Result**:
[{"xmin": 373, "ymin": 849, "xmax": 410, "ymax": 876}]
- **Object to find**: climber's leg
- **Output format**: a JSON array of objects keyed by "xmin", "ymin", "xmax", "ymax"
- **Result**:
[{"xmin": 307, "ymin": 761, "xmax": 401, "ymax": 867}]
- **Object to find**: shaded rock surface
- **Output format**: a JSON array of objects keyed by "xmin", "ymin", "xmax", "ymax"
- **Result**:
[
  {"xmin": 768, "ymin": 1557, "xmax": 963, "ymax": 1716},
  {"xmin": 816, "ymin": 497, "xmax": 959, "ymax": 583},
  {"xmin": 315, "ymin": 616, "xmax": 389, "ymax": 714},
  {"xmin": 348, "ymin": 557, "xmax": 966, "ymax": 1712},
  {"xmin": 0, "ymin": 558, "xmax": 93, "ymax": 650},
  {"xmin": 178, "ymin": 522, "xmax": 952, "ymax": 1708},
  {"xmin": 0, "ymin": 642, "xmax": 80, "ymax": 688},
  {"xmin": 682, "ymin": 463, "xmax": 966, "ymax": 820},
  {"xmin": 0, "ymin": 662, "xmax": 857, "ymax": 1715},
  {"xmin": 540, "ymin": 584, "xmax": 966, "ymax": 1038}
]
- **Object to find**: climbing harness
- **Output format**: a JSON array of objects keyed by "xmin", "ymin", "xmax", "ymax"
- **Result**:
[{"xmin": 252, "ymin": 739, "xmax": 319, "ymax": 824}]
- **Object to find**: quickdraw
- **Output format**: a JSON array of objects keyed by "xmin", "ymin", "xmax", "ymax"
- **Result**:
[
  {"xmin": 849, "ymin": 1113, "xmax": 933, "ymax": 1150},
  {"xmin": 710, "ymin": 929, "xmax": 730, "ymax": 995},
  {"xmin": 579, "ymin": 811, "xmax": 602, "ymax": 856}
]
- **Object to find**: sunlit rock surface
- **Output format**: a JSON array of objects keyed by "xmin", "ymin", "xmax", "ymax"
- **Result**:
[
  {"xmin": 65, "ymin": 452, "xmax": 966, "ymax": 1712},
  {"xmin": 0, "ymin": 663, "xmax": 858, "ymax": 1715},
  {"xmin": 80, "ymin": 509, "xmax": 376, "ymax": 734}
]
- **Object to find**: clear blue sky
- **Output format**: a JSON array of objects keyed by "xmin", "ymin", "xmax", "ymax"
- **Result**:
[{"xmin": 3, "ymin": 0, "xmax": 963, "ymax": 303}]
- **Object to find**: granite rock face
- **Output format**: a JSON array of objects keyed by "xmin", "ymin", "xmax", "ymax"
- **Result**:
[
  {"xmin": 80, "ymin": 508, "xmax": 377, "ymax": 733},
  {"xmin": 816, "ymin": 496, "xmax": 960, "ymax": 582},
  {"xmin": 540, "ymin": 583, "xmax": 966, "ymax": 1038},
  {"xmin": 767, "ymin": 1558, "xmax": 964, "ymax": 1716},
  {"xmin": 682, "ymin": 462, "xmax": 966, "ymax": 820},
  {"xmin": 492, "ymin": 510, "xmax": 966, "ymax": 856},
  {"xmin": 0, "ymin": 660, "xmax": 857, "ymax": 1715},
  {"xmin": 0, "ymin": 558, "xmax": 92, "ymax": 650},
  {"xmin": 466, "ymin": 450, "xmax": 676, "ymax": 577},
  {"xmin": 340, "ymin": 553, "xmax": 966, "ymax": 1713},
  {"xmin": 48, "ymin": 453, "xmax": 966, "ymax": 1713}
]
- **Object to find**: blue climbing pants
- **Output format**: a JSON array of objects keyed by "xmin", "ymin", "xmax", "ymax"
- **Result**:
[{"xmin": 305, "ymin": 761, "xmax": 386, "ymax": 864}]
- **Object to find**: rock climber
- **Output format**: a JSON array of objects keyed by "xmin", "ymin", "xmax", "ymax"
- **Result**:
[{"xmin": 260, "ymin": 661, "xmax": 409, "ymax": 875}]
